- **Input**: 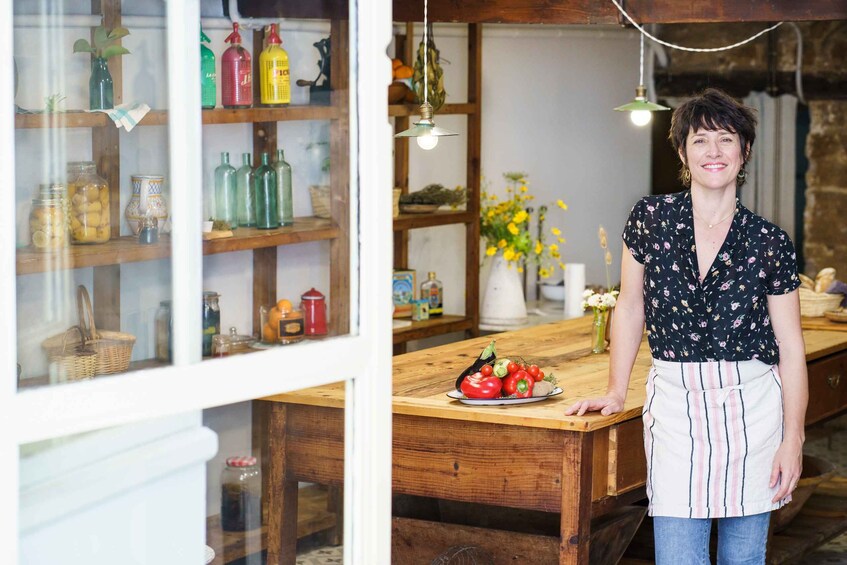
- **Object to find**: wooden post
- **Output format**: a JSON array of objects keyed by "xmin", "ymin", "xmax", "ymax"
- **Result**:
[
  {"xmin": 329, "ymin": 19, "xmax": 350, "ymax": 336},
  {"xmin": 393, "ymin": 23, "xmax": 415, "ymax": 272},
  {"xmin": 559, "ymin": 432, "xmax": 594, "ymax": 564},
  {"xmin": 465, "ymin": 23, "xmax": 482, "ymax": 338},
  {"xmin": 91, "ymin": 0, "xmax": 122, "ymax": 331},
  {"xmin": 265, "ymin": 403, "xmax": 299, "ymax": 565}
]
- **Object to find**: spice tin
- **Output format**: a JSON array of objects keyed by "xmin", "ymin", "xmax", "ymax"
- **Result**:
[{"xmin": 411, "ymin": 299, "xmax": 430, "ymax": 321}]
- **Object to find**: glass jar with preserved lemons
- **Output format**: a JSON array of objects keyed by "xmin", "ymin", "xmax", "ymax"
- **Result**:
[
  {"xmin": 29, "ymin": 185, "xmax": 68, "ymax": 251},
  {"xmin": 67, "ymin": 161, "xmax": 111, "ymax": 244}
]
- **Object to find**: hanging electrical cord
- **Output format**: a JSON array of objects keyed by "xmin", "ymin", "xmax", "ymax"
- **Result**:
[
  {"xmin": 610, "ymin": 0, "xmax": 782, "ymax": 53},
  {"xmin": 787, "ymin": 22, "xmax": 807, "ymax": 104}
]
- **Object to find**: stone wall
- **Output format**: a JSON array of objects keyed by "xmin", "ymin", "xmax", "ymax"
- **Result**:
[
  {"xmin": 654, "ymin": 22, "xmax": 847, "ymax": 278},
  {"xmin": 805, "ymin": 101, "xmax": 847, "ymax": 278}
]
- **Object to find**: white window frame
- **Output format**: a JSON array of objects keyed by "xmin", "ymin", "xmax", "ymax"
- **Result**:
[{"xmin": 0, "ymin": 0, "xmax": 393, "ymax": 562}]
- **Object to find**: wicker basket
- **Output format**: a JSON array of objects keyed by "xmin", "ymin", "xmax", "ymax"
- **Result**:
[
  {"xmin": 42, "ymin": 285, "xmax": 136, "ymax": 376},
  {"xmin": 46, "ymin": 326, "xmax": 97, "ymax": 382},
  {"xmin": 309, "ymin": 185, "xmax": 331, "ymax": 219},
  {"xmin": 799, "ymin": 287, "xmax": 844, "ymax": 317}
]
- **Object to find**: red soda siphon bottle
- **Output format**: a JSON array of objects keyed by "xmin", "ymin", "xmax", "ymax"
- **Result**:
[{"xmin": 221, "ymin": 22, "xmax": 252, "ymax": 108}]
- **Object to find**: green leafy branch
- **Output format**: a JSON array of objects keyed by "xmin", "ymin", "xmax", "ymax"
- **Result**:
[{"xmin": 73, "ymin": 25, "xmax": 131, "ymax": 59}]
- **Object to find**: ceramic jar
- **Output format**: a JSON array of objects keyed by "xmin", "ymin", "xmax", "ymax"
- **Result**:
[{"xmin": 125, "ymin": 175, "xmax": 168, "ymax": 235}]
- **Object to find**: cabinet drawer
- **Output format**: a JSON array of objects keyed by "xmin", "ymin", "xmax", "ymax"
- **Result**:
[
  {"xmin": 607, "ymin": 418, "xmax": 647, "ymax": 496},
  {"xmin": 806, "ymin": 351, "xmax": 847, "ymax": 425}
]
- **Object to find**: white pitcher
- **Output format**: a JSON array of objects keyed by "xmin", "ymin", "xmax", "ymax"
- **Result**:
[{"xmin": 125, "ymin": 175, "xmax": 168, "ymax": 235}]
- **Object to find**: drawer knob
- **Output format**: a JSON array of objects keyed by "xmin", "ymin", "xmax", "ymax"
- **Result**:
[{"xmin": 827, "ymin": 374, "xmax": 842, "ymax": 389}]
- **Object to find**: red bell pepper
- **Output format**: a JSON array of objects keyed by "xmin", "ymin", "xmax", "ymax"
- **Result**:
[
  {"xmin": 460, "ymin": 371, "xmax": 503, "ymax": 399},
  {"xmin": 503, "ymin": 370, "xmax": 534, "ymax": 398}
]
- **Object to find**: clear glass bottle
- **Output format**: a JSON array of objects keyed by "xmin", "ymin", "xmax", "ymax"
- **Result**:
[
  {"xmin": 421, "ymin": 271, "xmax": 443, "ymax": 316},
  {"xmin": 275, "ymin": 149, "xmax": 294, "ymax": 226},
  {"xmin": 214, "ymin": 152, "xmax": 237, "ymax": 227},
  {"xmin": 236, "ymin": 153, "xmax": 256, "ymax": 227},
  {"xmin": 155, "ymin": 300, "xmax": 172, "ymax": 362},
  {"xmin": 253, "ymin": 152, "xmax": 279, "ymax": 229},
  {"xmin": 67, "ymin": 161, "xmax": 110, "ymax": 244},
  {"xmin": 220, "ymin": 456, "xmax": 262, "ymax": 532},
  {"xmin": 202, "ymin": 291, "xmax": 221, "ymax": 357}
]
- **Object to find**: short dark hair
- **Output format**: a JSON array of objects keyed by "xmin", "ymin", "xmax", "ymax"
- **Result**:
[{"xmin": 669, "ymin": 88, "xmax": 757, "ymax": 186}]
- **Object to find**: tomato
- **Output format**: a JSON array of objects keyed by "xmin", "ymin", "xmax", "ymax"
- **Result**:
[
  {"xmin": 480, "ymin": 364, "xmax": 493, "ymax": 377},
  {"xmin": 537, "ymin": 370, "xmax": 545, "ymax": 382},
  {"xmin": 507, "ymin": 361, "xmax": 519, "ymax": 374},
  {"xmin": 527, "ymin": 364, "xmax": 540, "ymax": 378}
]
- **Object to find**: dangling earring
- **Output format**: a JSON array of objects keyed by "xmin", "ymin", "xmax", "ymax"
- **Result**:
[
  {"xmin": 682, "ymin": 167, "xmax": 691, "ymax": 186},
  {"xmin": 737, "ymin": 168, "xmax": 747, "ymax": 182}
]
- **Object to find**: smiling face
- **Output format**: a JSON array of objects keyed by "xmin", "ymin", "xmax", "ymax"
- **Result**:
[{"xmin": 680, "ymin": 128, "xmax": 748, "ymax": 192}]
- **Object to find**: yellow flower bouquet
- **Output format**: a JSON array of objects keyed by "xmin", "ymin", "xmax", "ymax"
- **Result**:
[{"xmin": 480, "ymin": 172, "xmax": 567, "ymax": 279}]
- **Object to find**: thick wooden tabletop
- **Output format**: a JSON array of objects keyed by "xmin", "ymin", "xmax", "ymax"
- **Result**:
[{"xmin": 262, "ymin": 315, "xmax": 847, "ymax": 433}]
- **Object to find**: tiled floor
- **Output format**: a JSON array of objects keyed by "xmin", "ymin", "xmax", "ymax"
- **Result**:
[{"xmin": 296, "ymin": 415, "xmax": 847, "ymax": 564}]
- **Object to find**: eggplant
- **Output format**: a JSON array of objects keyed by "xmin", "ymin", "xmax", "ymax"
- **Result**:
[{"xmin": 454, "ymin": 340, "xmax": 496, "ymax": 390}]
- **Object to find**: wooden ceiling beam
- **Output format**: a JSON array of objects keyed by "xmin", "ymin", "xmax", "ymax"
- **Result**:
[{"xmin": 237, "ymin": 0, "xmax": 847, "ymax": 23}]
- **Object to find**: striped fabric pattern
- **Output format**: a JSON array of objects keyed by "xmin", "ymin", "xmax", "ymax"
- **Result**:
[{"xmin": 643, "ymin": 358, "xmax": 790, "ymax": 518}]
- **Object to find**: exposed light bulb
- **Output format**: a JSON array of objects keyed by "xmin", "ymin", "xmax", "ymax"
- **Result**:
[
  {"xmin": 416, "ymin": 134, "xmax": 438, "ymax": 150},
  {"xmin": 630, "ymin": 110, "xmax": 652, "ymax": 127}
]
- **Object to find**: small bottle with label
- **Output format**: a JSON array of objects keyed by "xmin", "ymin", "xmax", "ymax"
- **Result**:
[{"xmin": 421, "ymin": 271, "xmax": 443, "ymax": 316}]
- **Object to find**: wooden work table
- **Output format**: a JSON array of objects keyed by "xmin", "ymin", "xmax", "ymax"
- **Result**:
[{"xmin": 260, "ymin": 315, "xmax": 847, "ymax": 564}]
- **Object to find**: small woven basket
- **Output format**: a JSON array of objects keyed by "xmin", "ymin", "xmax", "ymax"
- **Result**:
[
  {"xmin": 43, "ymin": 285, "xmax": 136, "ymax": 375},
  {"xmin": 46, "ymin": 326, "xmax": 97, "ymax": 382},
  {"xmin": 309, "ymin": 185, "xmax": 331, "ymax": 219},
  {"xmin": 799, "ymin": 288, "xmax": 844, "ymax": 317}
]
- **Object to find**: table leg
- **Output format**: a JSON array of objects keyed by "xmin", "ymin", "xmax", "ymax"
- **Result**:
[
  {"xmin": 559, "ymin": 432, "xmax": 594, "ymax": 564},
  {"xmin": 266, "ymin": 403, "xmax": 299, "ymax": 565}
]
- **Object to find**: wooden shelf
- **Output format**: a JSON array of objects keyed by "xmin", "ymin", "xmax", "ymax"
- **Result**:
[
  {"xmin": 393, "ymin": 314, "xmax": 474, "ymax": 344},
  {"xmin": 206, "ymin": 484, "xmax": 338, "ymax": 565},
  {"xmin": 15, "ymin": 111, "xmax": 110, "ymax": 129},
  {"xmin": 16, "ymin": 217, "xmax": 338, "ymax": 275},
  {"xmin": 393, "ymin": 210, "xmax": 474, "ymax": 231},
  {"xmin": 14, "ymin": 105, "xmax": 339, "ymax": 130},
  {"xmin": 389, "ymin": 102, "xmax": 476, "ymax": 117},
  {"xmin": 18, "ymin": 358, "xmax": 167, "ymax": 390}
]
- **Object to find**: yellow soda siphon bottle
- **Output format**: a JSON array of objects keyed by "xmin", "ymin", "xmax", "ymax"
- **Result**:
[{"xmin": 259, "ymin": 23, "xmax": 290, "ymax": 106}]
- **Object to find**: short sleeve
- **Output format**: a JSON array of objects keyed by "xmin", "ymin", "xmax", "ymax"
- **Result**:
[
  {"xmin": 765, "ymin": 230, "xmax": 801, "ymax": 295},
  {"xmin": 621, "ymin": 199, "xmax": 647, "ymax": 265}
]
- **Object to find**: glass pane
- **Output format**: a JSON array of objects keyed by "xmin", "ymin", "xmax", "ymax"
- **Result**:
[
  {"xmin": 198, "ymin": 12, "xmax": 354, "ymax": 363},
  {"xmin": 204, "ymin": 389, "xmax": 347, "ymax": 563},
  {"xmin": 14, "ymin": 1, "xmax": 174, "ymax": 389}
]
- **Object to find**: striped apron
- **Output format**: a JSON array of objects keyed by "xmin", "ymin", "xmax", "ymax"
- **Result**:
[{"xmin": 643, "ymin": 358, "xmax": 791, "ymax": 519}]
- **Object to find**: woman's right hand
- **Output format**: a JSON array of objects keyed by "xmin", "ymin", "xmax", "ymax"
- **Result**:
[{"xmin": 564, "ymin": 393, "xmax": 625, "ymax": 416}]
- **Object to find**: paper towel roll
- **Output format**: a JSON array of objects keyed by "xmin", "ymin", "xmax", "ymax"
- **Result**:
[{"xmin": 564, "ymin": 263, "xmax": 586, "ymax": 319}]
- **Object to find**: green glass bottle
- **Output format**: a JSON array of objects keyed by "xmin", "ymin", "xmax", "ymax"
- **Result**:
[
  {"xmin": 214, "ymin": 152, "xmax": 237, "ymax": 227},
  {"xmin": 236, "ymin": 153, "xmax": 256, "ymax": 227},
  {"xmin": 89, "ymin": 57, "xmax": 114, "ymax": 110},
  {"xmin": 201, "ymin": 29, "xmax": 216, "ymax": 109},
  {"xmin": 254, "ymin": 153, "xmax": 279, "ymax": 229},
  {"xmin": 275, "ymin": 149, "xmax": 294, "ymax": 226}
]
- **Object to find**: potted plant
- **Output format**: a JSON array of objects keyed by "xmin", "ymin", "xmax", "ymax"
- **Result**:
[{"xmin": 73, "ymin": 25, "xmax": 130, "ymax": 110}]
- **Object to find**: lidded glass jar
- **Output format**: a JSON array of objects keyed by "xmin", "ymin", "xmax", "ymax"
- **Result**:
[
  {"xmin": 220, "ymin": 456, "xmax": 262, "ymax": 532},
  {"xmin": 67, "ymin": 161, "xmax": 111, "ymax": 244},
  {"xmin": 29, "ymin": 184, "xmax": 68, "ymax": 250}
]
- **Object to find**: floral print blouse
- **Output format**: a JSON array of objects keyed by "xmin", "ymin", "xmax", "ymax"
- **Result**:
[{"xmin": 622, "ymin": 190, "xmax": 800, "ymax": 365}]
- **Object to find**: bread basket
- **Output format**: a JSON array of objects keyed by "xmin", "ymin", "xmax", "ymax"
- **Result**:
[
  {"xmin": 46, "ymin": 326, "xmax": 97, "ymax": 382},
  {"xmin": 799, "ymin": 287, "xmax": 844, "ymax": 317},
  {"xmin": 42, "ymin": 285, "xmax": 136, "ymax": 376}
]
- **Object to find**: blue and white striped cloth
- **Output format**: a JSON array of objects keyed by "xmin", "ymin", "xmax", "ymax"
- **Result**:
[{"xmin": 88, "ymin": 102, "xmax": 150, "ymax": 132}]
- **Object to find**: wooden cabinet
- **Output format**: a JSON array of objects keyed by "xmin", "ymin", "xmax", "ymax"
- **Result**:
[
  {"xmin": 391, "ymin": 23, "xmax": 482, "ymax": 354},
  {"xmin": 806, "ymin": 349, "xmax": 847, "ymax": 425},
  {"xmin": 15, "ymin": 5, "xmax": 352, "ymax": 386}
]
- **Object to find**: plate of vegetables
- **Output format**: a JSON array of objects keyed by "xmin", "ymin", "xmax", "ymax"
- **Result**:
[{"xmin": 447, "ymin": 340, "xmax": 562, "ymax": 405}]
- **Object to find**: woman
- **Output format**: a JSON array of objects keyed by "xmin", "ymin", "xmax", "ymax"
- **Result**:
[{"xmin": 566, "ymin": 88, "xmax": 807, "ymax": 564}]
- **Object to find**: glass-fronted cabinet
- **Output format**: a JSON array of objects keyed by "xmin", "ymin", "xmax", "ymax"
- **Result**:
[{"xmin": 3, "ymin": 0, "xmax": 393, "ymax": 563}]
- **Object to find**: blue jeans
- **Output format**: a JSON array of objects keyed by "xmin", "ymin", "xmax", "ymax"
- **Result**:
[{"xmin": 653, "ymin": 513, "xmax": 771, "ymax": 565}]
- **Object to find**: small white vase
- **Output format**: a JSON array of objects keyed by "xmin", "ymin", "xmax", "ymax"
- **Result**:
[{"xmin": 479, "ymin": 252, "xmax": 528, "ymax": 331}]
